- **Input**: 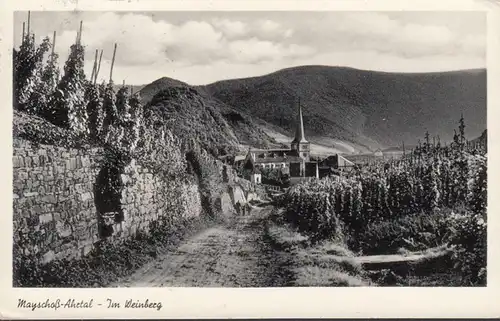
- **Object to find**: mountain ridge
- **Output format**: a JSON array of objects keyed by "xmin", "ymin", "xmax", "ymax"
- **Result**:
[
  {"xmin": 138, "ymin": 65, "xmax": 486, "ymax": 153},
  {"xmin": 202, "ymin": 65, "xmax": 486, "ymax": 150}
]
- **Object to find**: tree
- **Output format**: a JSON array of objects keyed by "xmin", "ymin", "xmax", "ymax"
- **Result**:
[
  {"xmin": 459, "ymin": 113, "xmax": 466, "ymax": 150},
  {"xmin": 102, "ymin": 82, "xmax": 118, "ymax": 143},
  {"xmin": 34, "ymin": 41, "xmax": 60, "ymax": 118},
  {"xmin": 14, "ymin": 32, "xmax": 36, "ymax": 109},
  {"xmin": 15, "ymin": 36, "xmax": 52, "ymax": 114},
  {"xmin": 424, "ymin": 131, "xmax": 430, "ymax": 156},
  {"xmin": 49, "ymin": 37, "xmax": 89, "ymax": 136},
  {"xmin": 422, "ymin": 163, "xmax": 440, "ymax": 211},
  {"xmin": 127, "ymin": 91, "xmax": 144, "ymax": 154},
  {"xmin": 85, "ymin": 81, "xmax": 104, "ymax": 141},
  {"xmin": 453, "ymin": 129, "xmax": 460, "ymax": 152}
]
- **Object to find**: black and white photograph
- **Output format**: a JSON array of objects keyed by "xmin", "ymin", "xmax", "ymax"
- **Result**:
[{"xmin": 11, "ymin": 9, "xmax": 487, "ymax": 290}]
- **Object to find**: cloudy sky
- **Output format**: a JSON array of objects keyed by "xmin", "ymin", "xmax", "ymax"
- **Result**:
[{"xmin": 14, "ymin": 11, "xmax": 486, "ymax": 85}]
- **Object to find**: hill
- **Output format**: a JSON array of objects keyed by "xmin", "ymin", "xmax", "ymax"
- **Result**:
[
  {"xmin": 142, "ymin": 85, "xmax": 280, "ymax": 155},
  {"xmin": 113, "ymin": 84, "xmax": 146, "ymax": 96},
  {"xmin": 137, "ymin": 77, "xmax": 190, "ymax": 104},
  {"xmin": 202, "ymin": 66, "xmax": 487, "ymax": 150}
]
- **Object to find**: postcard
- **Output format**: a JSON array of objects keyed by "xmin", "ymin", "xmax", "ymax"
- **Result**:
[{"xmin": 1, "ymin": 0, "xmax": 499, "ymax": 319}]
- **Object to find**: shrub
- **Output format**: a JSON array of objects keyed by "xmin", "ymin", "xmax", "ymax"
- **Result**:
[
  {"xmin": 352, "ymin": 209, "xmax": 452, "ymax": 255},
  {"xmin": 446, "ymin": 209, "xmax": 487, "ymax": 285}
]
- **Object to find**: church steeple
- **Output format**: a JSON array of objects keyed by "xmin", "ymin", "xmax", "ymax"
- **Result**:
[
  {"xmin": 292, "ymin": 97, "xmax": 307, "ymax": 144},
  {"xmin": 290, "ymin": 97, "xmax": 310, "ymax": 162}
]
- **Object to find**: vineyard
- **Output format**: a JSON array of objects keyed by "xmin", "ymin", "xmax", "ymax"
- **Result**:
[
  {"xmin": 282, "ymin": 118, "xmax": 487, "ymax": 286},
  {"xmin": 16, "ymin": 16, "xmax": 187, "ymax": 169}
]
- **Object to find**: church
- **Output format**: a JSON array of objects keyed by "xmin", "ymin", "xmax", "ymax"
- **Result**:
[{"xmin": 242, "ymin": 100, "xmax": 319, "ymax": 182}]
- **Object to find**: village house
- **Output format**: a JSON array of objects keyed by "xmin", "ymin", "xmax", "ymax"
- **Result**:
[
  {"xmin": 241, "ymin": 100, "xmax": 318, "ymax": 182},
  {"xmin": 373, "ymin": 149, "xmax": 384, "ymax": 157},
  {"xmin": 318, "ymin": 154, "xmax": 355, "ymax": 178}
]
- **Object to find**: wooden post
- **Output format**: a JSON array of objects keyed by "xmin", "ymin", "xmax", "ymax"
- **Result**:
[
  {"xmin": 94, "ymin": 49, "xmax": 103, "ymax": 85},
  {"xmin": 90, "ymin": 64, "xmax": 96, "ymax": 84},
  {"xmin": 90, "ymin": 49, "xmax": 98, "ymax": 83},
  {"xmin": 109, "ymin": 43, "xmax": 117, "ymax": 83},
  {"xmin": 27, "ymin": 11, "xmax": 30, "ymax": 38},
  {"xmin": 77, "ymin": 21, "xmax": 83, "ymax": 45},
  {"xmin": 51, "ymin": 30, "xmax": 57, "ymax": 55},
  {"xmin": 22, "ymin": 22, "xmax": 25, "ymax": 44}
]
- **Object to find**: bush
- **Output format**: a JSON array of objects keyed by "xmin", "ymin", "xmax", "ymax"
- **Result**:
[
  {"xmin": 446, "ymin": 209, "xmax": 487, "ymax": 285},
  {"xmin": 352, "ymin": 209, "xmax": 452, "ymax": 255}
]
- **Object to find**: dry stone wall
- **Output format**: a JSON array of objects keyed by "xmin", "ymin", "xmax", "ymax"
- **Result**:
[
  {"xmin": 13, "ymin": 138, "xmax": 260, "ymax": 266},
  {"xmin": 117, "ymin": 161, "xmax": 202, "ymax": 238},
  {"xmin": 13, "ymin": 139, "xmax": 203, "ymax": 265},
  {"xmin": 13, "ymin": 139, "xmax": 104, "ymax": 263}
]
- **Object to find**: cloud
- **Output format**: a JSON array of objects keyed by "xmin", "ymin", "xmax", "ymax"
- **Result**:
[
  {"xmin": 47, "ymin": 12, "xmax": 310, "ymax": 69},
  {"xmin": 227, "ymin": 38, "xmax": 315, "ymax": 63},
  {"xmin": 292, "ymin": 12, "xmax": 484, "ymax": 59},
  {"xmin": 24, "ymin": 11, "xmax": 485, "ymax": 86},
  {"xmin": 211, "ymin": 18, "xmax": 248, "ymax": 39}
]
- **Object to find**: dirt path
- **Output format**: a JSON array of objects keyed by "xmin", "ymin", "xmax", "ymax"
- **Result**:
[{"xmin": 110, "ymin": 205, "xmax": 286, "ymax": 287}]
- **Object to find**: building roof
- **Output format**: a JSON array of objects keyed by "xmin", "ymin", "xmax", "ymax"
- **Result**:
[
  {"xmin": 254, "ymin": 155, "xmax": 302, "ymax": 163},
  {"xmin": 234, "ymin": 155, "xmax": 246, "ymax": 162},
  {"xmin": 319, "ymin": 154, "xmax": 355, "ymax": 167},
  {"xmin": 291, "ymin": 98, "xmax": 308, "ymax": 144},
  {"xmin": 249, "ymin": 149, "xmax": 302, "ymax": 164}
]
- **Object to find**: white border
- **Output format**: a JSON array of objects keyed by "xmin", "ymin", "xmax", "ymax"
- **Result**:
[{"xmin": 1, "ymin": 0, "xmax": 499, "ymax": 319}]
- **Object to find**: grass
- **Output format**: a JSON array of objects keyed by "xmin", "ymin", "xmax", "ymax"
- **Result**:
[
  {"xmin": 266, "ymin": 204, "xmax": 468, "ymax": 287},
  {"xmin": 265, "ymin": 223, "xmax": 310, "ymax": 251},
  {"xmin": 264, "ymin": 209, "xmax": 372, "ymax": 287}
]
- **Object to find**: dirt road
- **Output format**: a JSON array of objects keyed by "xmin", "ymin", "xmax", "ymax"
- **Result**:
[{"xmin": 111, "ymin": 205, "xmax": 288, "ymax": 287}]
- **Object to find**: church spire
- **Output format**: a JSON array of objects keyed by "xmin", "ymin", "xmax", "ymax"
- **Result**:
[{"xmin": 292, "ymin": 97, "xmax": 307, "ymax": 144}]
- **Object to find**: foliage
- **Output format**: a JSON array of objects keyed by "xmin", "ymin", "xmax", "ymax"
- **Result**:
[
  {"xmin": 49, "ymin": 42, "xmax": 89, "ymax": 136},
  {"xmin": 185, "ymin": 147, "xmax": 225, "ymax": 219},
  {"xmin": 85, "ymin": 81, "xmax": 104, "ymax": 141},
  {"xmin": 353, "ymin": 209, "xmax": 452, "ymax": 255},
  {"xmin": 101, "ymin": 82, "xmax": 118, "ymax": 143},
  {"xmin": 446, "ymin": 209, "xmax": 487, "ymax": 285},
  {"xmin": 260, "ymin": 167, "xmax": 290, "ymax": 187},
  {"xmin": 135, "ymin": 123, "xmax": 186, "ymax": 177},
  {"xmin": 22, "ymin": 38, "xmax": 54, "ymax": 115},
  {"xmin": 14, "ymin": 34, "xmax": 51, "ymax": 111},
  {"xmin": 282, "ymin": 117, "xmax": 487, "ymax": 285},
  {"xmin": 145, "ymin": 87, "xmax": 241, "ymax": 158},
  {"xmin": 13, "ymin": 110, "xmax": 91, "ymax": 148}
]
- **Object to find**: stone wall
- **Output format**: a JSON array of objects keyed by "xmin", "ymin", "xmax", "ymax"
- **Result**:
[
  {"xmin": 13, "ymin": 139, "xmax": 104, "ymax": 263},
  {"xmin": 13, "ymin": 139, "xmax": 257, "ymax": 265},
  {"xmin": 116, "ymin": 161, "xmax": 202, "ymax": 238},
  {"xmin": 13, "ymin": 139, "xmax": 203, "ymax": 265}
]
